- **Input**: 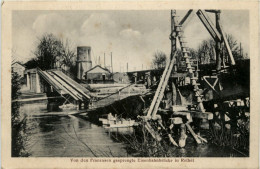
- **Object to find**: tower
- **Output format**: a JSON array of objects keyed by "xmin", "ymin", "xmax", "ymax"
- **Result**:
[{"xmin": 77, "ymin": 46, "xmax": 92, "ymax": 79}]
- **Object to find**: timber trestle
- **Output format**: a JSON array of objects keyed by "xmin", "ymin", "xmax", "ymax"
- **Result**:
[{"xmin": 140, "ymin": 9, "xmax": 242, "ymax": 147}]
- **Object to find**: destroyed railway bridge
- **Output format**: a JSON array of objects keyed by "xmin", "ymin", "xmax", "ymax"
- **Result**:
[{"xmin": 25, "ymin": 9, "xmax": 249, "ymax": 149}]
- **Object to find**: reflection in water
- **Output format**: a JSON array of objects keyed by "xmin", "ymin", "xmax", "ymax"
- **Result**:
[
  {"xmin": 22, "ymin": 103, "xmax": 129, "ymax": 157},
  {"xmin": 26, "ymin": 115, "xmax": 130, "ymax": 157},
  {"xmin": 21, "ymin": 103, "xmax": 243, "ymax": 157},
  {"xmin": 105, "ymin": 127, "xmax": 134, "ymax": 135}
]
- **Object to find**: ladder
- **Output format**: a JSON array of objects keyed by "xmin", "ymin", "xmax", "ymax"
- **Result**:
[
  {"xmin": 143, "ymin": 10, "xmax": 206, "ymax": 141},
  {"xmin": 175, "ymin": 24, "xmax": 205, "ymax": 112}
]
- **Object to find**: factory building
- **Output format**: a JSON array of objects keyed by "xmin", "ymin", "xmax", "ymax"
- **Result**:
[{"xmin": 85, "ymin": 65, "xmax": 113, "ymax": 84}]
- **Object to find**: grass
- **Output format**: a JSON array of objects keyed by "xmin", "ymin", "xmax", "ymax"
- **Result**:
[{"xmin": 209, "ymin": 118, "xmax": 249, "ymax": 156}]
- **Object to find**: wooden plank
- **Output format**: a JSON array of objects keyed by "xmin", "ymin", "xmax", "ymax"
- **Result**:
[
  {"xmin": 55, "ymin": 70, "xmax": 90, "ymax": 93},
  {"xmin": 146, "ymin": 56, "xmax": 172, "ymax": 116},
  {"xmin": 170, "ymin": 117, "xmax": 183, "ymax": 124},
  {"xmin": 172, "ymin": 111, "xmax": 192, "ymax": 121},
  {"xmin": 37, "ymin": 69, "xmax": 65, "ymax": 94},
  {"xmin": 196, "ymin": 10, "xmax": 221, "ymax": 41},
  {"xmin": 48, "ymin": 72, "xmax": 82, "ymax": 101},
  {"xmin": 53, "ymin": 71, "xmax": 91, "ymax": 99}
]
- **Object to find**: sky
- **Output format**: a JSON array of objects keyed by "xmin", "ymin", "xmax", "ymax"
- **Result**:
[{"xmin": 12, "ymin": 10, "xmax": 249, "ymax": 72}]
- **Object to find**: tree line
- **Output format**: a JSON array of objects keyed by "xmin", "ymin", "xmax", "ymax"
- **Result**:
[
  {"xmin": 25, "ymin": 34, "xmax": 77, "ymax": 75},
  {"xmin": 152, "ymin": 33, "xmax": 248, "ymax": 69},
  {"xmin": 25, "ymin": 33, "xmax": 247, "ymax": 72}
]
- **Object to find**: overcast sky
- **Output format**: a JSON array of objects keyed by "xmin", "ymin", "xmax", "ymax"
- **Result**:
[{"xmin": 12, "ymin": 10, "xmax": 249, "ymax": 72}]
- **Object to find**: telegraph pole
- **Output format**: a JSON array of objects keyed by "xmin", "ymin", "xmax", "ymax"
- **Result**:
[{"xmin": 104, "ymin": 53, "xmax": 106, "ymax": 68}]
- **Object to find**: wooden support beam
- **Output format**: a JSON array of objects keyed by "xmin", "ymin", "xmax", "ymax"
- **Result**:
[
  {"xmin": 215, "ymin": 11, "xmax": 222, "ymax": 70},
  {"xmin": 202, "ymin": 76, "xmax": 220, "ymax": 95},
  {"xmin": 53, "ymin": 71, "xmax": 91, "ymax": 99},
  {"xmin": 151, "ymin": 57, "xmax": 175, "ymax": 117},
  {"xmin": 170, "ymin": 10, "xmax": 178, "ymax": 59},
  {"xmin": 205, "ymin": 9, "xmax": 221, "ymax": 13},
  {"xmin": 179, "ymin": 124, "xmax": 187, "ymax": 147},
  {"xmin": 170, "ymin": 117, "xmax": 183, "ymax": 124},
  {"xmin": 145, "ymin": 122, "xmax": 162, "ymax": 141},
  {"xmin": 218, "ymin": 24, "xmax": 236, "ymax": 65},
  {"xmin": 146, "ymin": 58, "xmax": 171, "ymax": 117},
  {"xmin": 197, "ymin": 134, "xmax": 208, "ymax": 143},
  {"xmin": 189, "ymin": 111, "xmax": 213, "ymax": 120},
  {"xmin": 172, "ymin": 111, "xmax": 192, "ymax": 121},
  {"xmin": 179, "ymin": 10, "xmax": 193, "ymax": 29},
  {"xmin": 196, "ymin": 10, "xmax": 221, "ymax": 41},
  {"xmin": 172, "ymin": 81, "xmax": 177, "ymax": 105},
  {"xmin": 185, "ymin": 123, "xmax": 202, "ymax": 144},
  {"xmin": 168, "ymin": 134, "xmax": 179, "ymax": 147}
]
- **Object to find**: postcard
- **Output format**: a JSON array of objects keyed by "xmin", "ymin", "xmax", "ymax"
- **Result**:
[{"xmin": 1, "ymin": 1, "xmax": 259, "ymax": 168}]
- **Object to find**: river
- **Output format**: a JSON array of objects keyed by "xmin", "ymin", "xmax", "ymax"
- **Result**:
[{"xmin": 19, "ymin": 102, "xmax": 246, "ymax": 157}]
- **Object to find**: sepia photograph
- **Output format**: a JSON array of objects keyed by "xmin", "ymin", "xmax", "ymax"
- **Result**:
[
  {"xmin": 1, "ymin": 1, "xmax": 259, "ymax": 169},
  {"xmin": 10, "ymin": 9, "xmax": 250, "ymax": 157}
]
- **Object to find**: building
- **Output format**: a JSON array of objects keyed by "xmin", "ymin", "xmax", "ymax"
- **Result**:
[
  {"xmin": 85, "ymin": 65, "xmax": 113, "ymax": 83},
  {"xmin": 11, "ymin": 62, "xmax": 25, "ymax": 77},
  {"xmin": 76, "ymin": 46, "xmax": 92, "ymax": 80},
  {"xmin": 24, "ymin": 68, "xmax": 41, "ymax": 93}
]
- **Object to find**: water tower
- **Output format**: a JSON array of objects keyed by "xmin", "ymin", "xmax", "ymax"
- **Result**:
[{"xmin": 76, "ymin": 46, "xmax": 92, "ymax": 79}]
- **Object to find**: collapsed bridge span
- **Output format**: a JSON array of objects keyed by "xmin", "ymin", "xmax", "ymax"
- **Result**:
[{"xmin": 35, "ymin": 68, "xmax": 92, "ymax": 109}]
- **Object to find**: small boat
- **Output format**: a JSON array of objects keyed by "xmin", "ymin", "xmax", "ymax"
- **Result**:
[
  {"xmin": 99, "ymin": 113, "xmax": 116, "ymax": 125},
  {"xmin": 99, "ymin": 113, "xmax": 136, "ymax": 128},
  {"xmin": 108, "ymin": 119, "xmax": 136, "ymax": 128}
]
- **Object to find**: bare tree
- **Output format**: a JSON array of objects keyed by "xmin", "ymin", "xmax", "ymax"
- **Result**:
[
  {"xmin": 226, "ymin": 34, "xmax": 243, "ymax": 60},
  {"xmin": 197, "ymin": 39, "xmax": 215, "ymax": 64},
  {"xmin": 60, "ymin": 39, "xmax": 76, "ymax": 70},
  {"xmin": 34, "ymin": 34, "xmax": 63, "ymax": 70},
  {"xmin": 152, "ymin": 51, "xmax": 167, "ymax": 69},
  {"xmin": 30, "ymin": 34, "xmax": 76, "ymax": 72},
  {"xmin": 196, "ymin": 34, "xmax": 246, "ymax": 64}
]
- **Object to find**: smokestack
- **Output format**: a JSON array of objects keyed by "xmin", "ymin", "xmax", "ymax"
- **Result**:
[
  {"xmin": 127, "ymin": 62, "xmax": 128, "ymax": 72},
  {"xmin": 99, "ymin": 56, "xmax": 100, "ymax": 65},
  {"xmin": 111, "ymin": 52, "xmax": 113, "ymax": 73}
]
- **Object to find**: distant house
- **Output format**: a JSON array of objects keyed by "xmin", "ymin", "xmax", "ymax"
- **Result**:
[
  {"xmin": 85, "ymin": 65, "xmax": 113, "ymax": 84},
  {"xmin": 11, "ymin": 62, "xmax": 25, "ymax": 77}
]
